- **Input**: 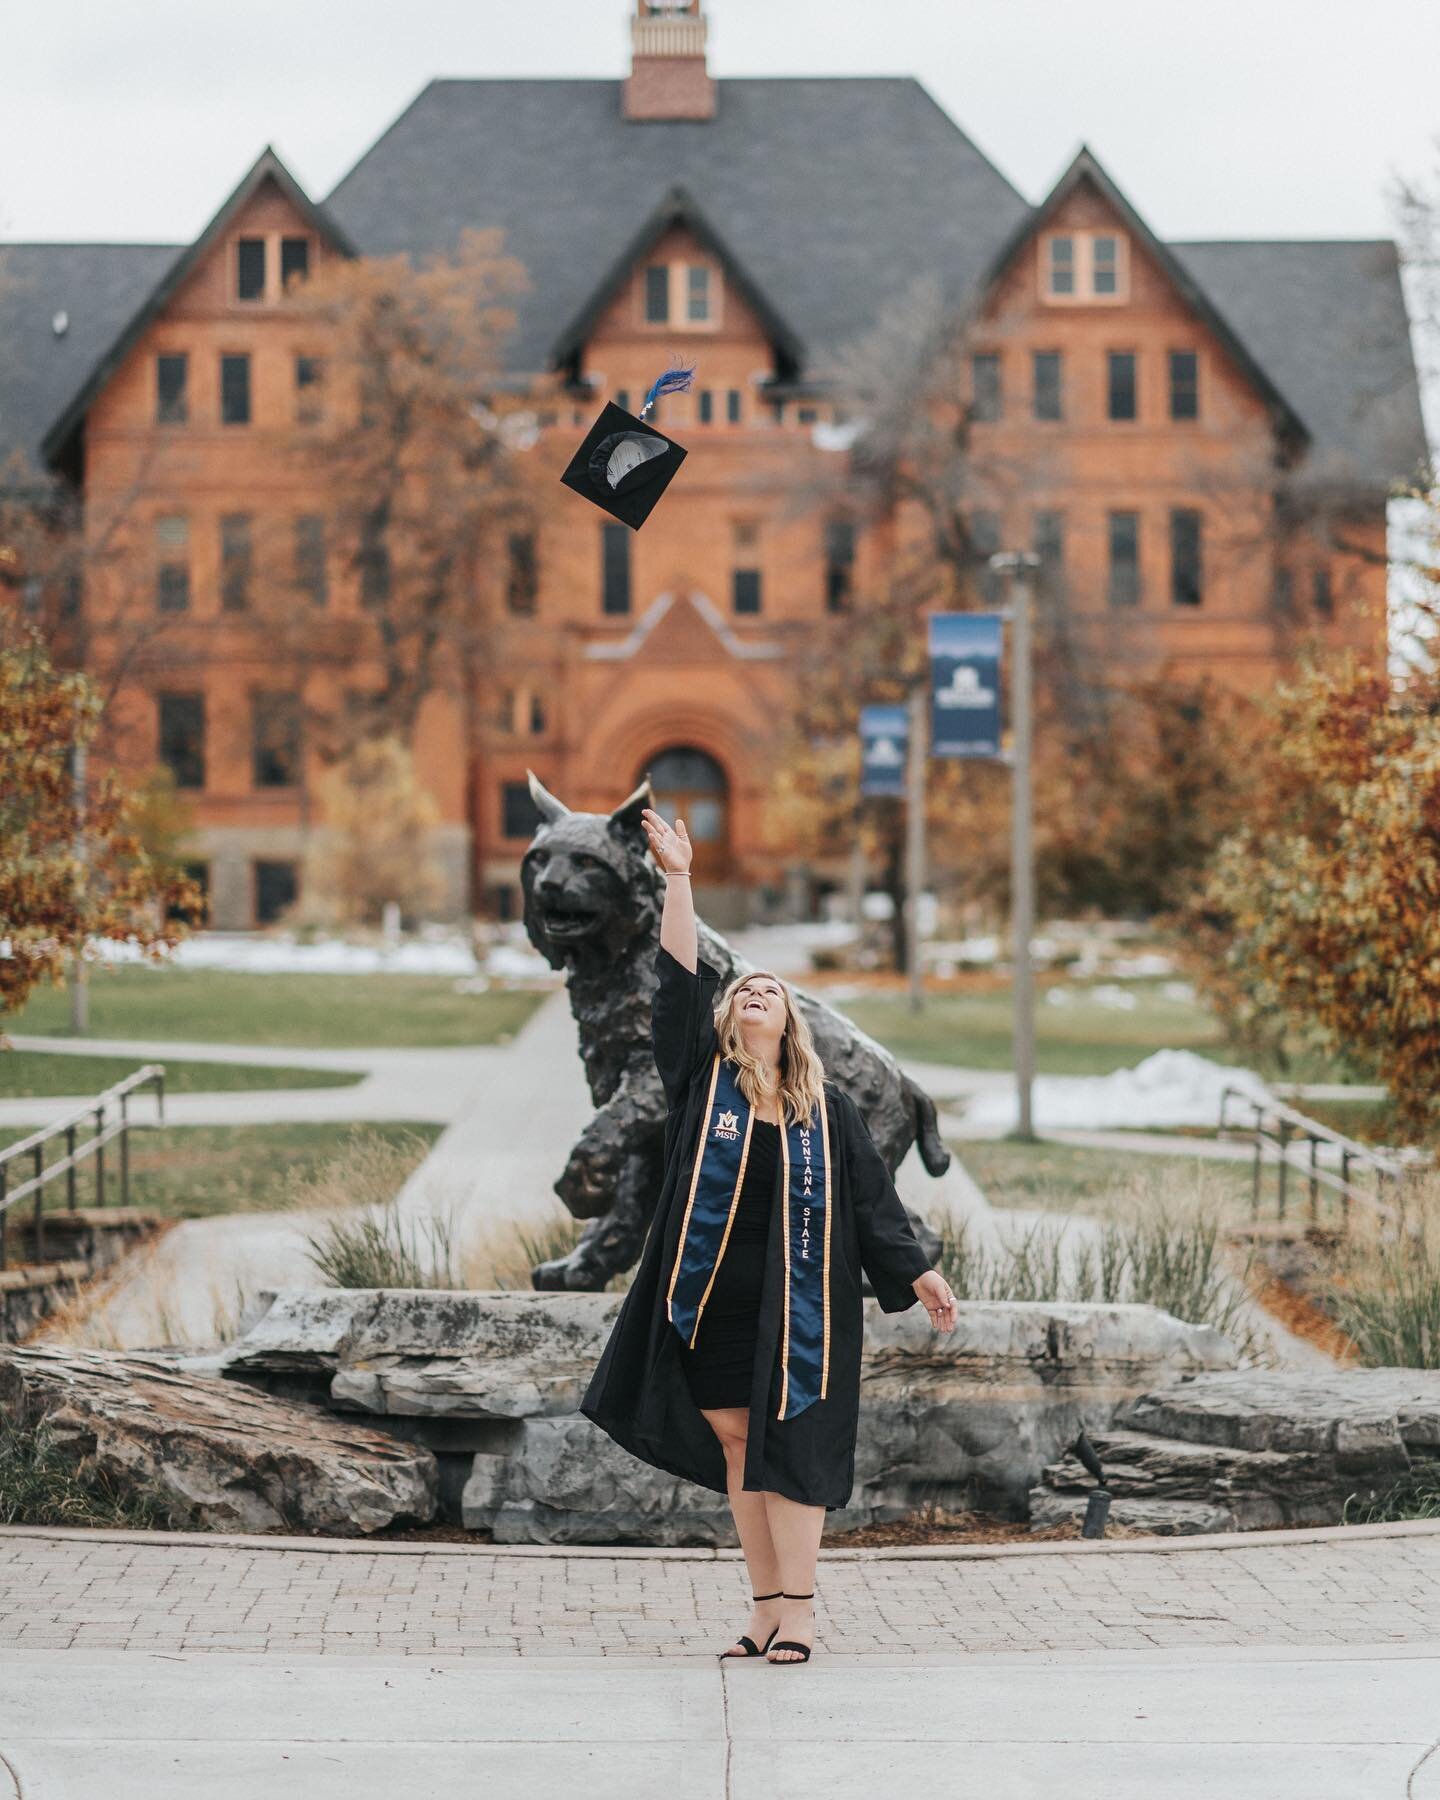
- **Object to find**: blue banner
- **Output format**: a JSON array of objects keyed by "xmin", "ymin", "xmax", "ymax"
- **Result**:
[
  {"xmin": 928, "ymin": 613, "xmax": 1003, "ymax": 758},
  {"xmin": 859, "ymin": 703, "xmax": 908, "ymax": 796}
]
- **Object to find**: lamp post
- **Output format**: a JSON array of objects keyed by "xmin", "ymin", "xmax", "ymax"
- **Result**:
[{"xmin": 990, "ymin": 551, "xmax": 1039, "ymax": 1141}]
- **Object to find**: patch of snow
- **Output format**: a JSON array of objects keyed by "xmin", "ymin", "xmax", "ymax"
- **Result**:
[
  {"xmin": 82, "ymin": 929, "xmax": 565, "ymax": 983},
  {"xmin": 961, "ymin": 1048, "xmax": 1274, "ymax": 1133}
]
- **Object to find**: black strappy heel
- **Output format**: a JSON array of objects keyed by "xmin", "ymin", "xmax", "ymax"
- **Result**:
[
  {"xmin": 720, "ymin": 1591, "xmax": 782, "ymax": 1659},
  {"xmin": 767, "ymin": 1590, "xmax": 814, "ymax": 1665}
]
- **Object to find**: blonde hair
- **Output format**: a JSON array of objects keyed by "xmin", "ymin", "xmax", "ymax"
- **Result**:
[{"xmin": 714, "ymin": 969, "xmax": 827, "ymax": 1129}]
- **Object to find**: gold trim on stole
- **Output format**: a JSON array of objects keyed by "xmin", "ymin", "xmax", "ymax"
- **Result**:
[
  {"xmin": 666, "ymin": 1053, "xmax": 750, "ymax": 1349},
  {"xmin": 820, "ymin": 1094, "xmax": 833, "ymax": 1399},
  {"xmin": 665, "ymin": 1054, "xmax": 721, "ymax": 1322},
  {"xmin": 777, "ymin": 1121, "xmax": 793, "ymax": 1420}
]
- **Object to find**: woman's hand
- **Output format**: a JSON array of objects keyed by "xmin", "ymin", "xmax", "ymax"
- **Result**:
[
  {"xmin": 913, "ymin": 1269, "xmax": 958, "ymax": 1333},
  {"xmin": 642, "ymin": 806, "xmax": 693, "ymax": 875}
]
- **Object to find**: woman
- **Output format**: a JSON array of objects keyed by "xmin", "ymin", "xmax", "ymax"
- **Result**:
[{"xmin": 580, "ymin": 806, "xmax": 958, "ymax": 1665}]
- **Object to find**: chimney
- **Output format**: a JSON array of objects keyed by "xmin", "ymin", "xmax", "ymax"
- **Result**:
[{"xmin": 623, "ymin": 0, "xmax": 716, "ymax": 123}]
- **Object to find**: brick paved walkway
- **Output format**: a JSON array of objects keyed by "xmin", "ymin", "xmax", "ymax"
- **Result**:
[{"xmin": 3, "ymin": 1523, "xmax": 1438, "ymax": 1659}]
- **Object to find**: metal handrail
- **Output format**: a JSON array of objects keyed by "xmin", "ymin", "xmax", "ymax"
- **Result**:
[
  {"xmin": 1217, "ymin": 1084, "xmax": 1426, "ymax": 1228},
  {"xmin": 0, "ymin": 1064, "xmax": 165, "ymax": 1269}
]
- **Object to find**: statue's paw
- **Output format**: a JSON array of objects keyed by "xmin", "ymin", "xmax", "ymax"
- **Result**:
[
  {"xmin": 554, "ymin": 1170, "xmax": 609, "ymax": 1222},
  {"xmin": 531, "ymin": 1251, "xmax": 609, "ymax": 1292}
]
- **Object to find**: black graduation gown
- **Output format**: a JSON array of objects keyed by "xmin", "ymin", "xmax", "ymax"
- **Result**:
[{"xmin": 579, "ymin": 943, "xmax": 933, "ymax": 1509}]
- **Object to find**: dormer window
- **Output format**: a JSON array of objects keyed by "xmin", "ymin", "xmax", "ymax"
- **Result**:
[
  {"xmin": 237, "ymin": 238, "xmax": 266, "ymax": 302},
  {"xmin": 1042, "ymin": 230, "xmax": 1129, "ymax": 304},
  {"xmin": 638, "ymin": 259, "xmax": 720, "ymax": 330}
]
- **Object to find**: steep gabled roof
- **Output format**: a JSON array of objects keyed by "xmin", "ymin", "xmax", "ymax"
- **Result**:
[
  {"xmin": 981, "ymin": 146, "xmax": 1312, "ymax": 452},
  {"xmin": 551, "ymin": 183, "xmax": 804, "ymax": 377},
  {"xmin": 0, "ymin": 243, "xmax": 180, "ymax": 484},
  {"xmin": 1171, "ymin": 238, "xmax": 1430, "ymax": 496},
  {"xmin": 39, "ymin": 147, "xmax": 356, "ymax": 474},
  {"xmin": 326, "ymin": 77, "xmax": 1031, "ymax": 375}
]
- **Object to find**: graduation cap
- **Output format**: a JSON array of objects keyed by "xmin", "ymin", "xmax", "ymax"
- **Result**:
[{"xmin": 560, "ymin": 364, "xmax": 694, "ymax": 530}]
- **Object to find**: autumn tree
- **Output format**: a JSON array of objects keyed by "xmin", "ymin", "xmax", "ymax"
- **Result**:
[{"xmin": 0, "ymin": 619, "xmax": 197, "ymax": 1018}]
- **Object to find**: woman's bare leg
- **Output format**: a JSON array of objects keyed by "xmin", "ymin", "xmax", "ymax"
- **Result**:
[
  {"xmin": 701, "ymin": 1406, "xmax": 782, "ymax": 1655},
  {"xmin": 762, "ymin": 1491, "xmax": 825, "ymax": 1660}
]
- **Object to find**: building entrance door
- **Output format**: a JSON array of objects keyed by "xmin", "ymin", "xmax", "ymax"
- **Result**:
[{"xmin": 645, "ymin": 746, "xmax": 730, "ymax": 881}]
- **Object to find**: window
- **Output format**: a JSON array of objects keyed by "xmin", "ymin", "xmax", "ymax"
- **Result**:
[
  {"xmin": 155, "ymin": 515, "xmax": 190, "ymax": 612},
  {"xmin": 236, "ymin": 238, "xmax": 266, "ymax": 302},
  {"xmin": 254, "ymin": 860, "xmax": 298, "ymax": 925},
  {"xmin": 252, "ymin": 691, "xmax": 302, "ymax": 789},
  {"xmin": 732, "ymin": 568, "xmax": 762, "ymax": 614},
  {"xmin": 1108, "ymin": 512, "xmax": 1141, "ymax": 607},
  {"xmin": 971, "ymin": 353, "xmax": 1001, "ymax": 423},
  {"xmin": 220, "ymin": 353, "xmax": 251, "ymax": 425},
  {"xmin": 506, "ymin": 531, "xmax": 538, "ymax": 614},
  {"xmin": 220, "ymin": 513, "xmax": 252, "ymax": 611},
  {"xmin": 529, "ymin": 691, "xmax": 546, "ymax": 734},
  {"xmin": 698, "ymin": 389, "xmax": 714, "ymax": 424},
  {"xmin": 970, "ymin": 510, "xmax": 1002, "ymax": 603},
  {"xmin": 1034, "ymin": 509, "xmax": 1065, "ymax": 572},
  {"xmin": 1169, "ymin": 351, "xmax": 1199, "ymax": 421},
  {"xmin": 156, "ymin": 353, "xmax": 188, "ymax": 425},
  {"xmin": 295, "ymin": 355, "xmax": 323, "ymax": 423},
  {"xmin": 1170, "ymin": 509, "xmax": 1203, "ymax": 606},
  {"xmin": 1272, "ymin": 567, "xmax": 1295, "ymax": 617},
  {"xmin": 1042, "ymin": 230, "xmax": 1130, "ymax": 302},
  {"xmin": 726, "ymin": 389, "xmax": 742, "ymax": 424},
  {"xmin": 158, "ymin": 692, "xmax": 205, "ymax": 789},
  {"xmin": 359, "ymin": 509, "xmax": 390, "ymax": 605},
  {"xmin": 644, "ymin": 264, "xmax": 669, "ymax": 324},
  {"xmin": 1313, "ymin": 567, "xmax": 1333, "ymax": 617},
  {"xmin": 1107, "ymin": 351, "xmax": 1137, "ymax": 421},
  {"xmin": 502, "ymin": 779, "xmax": 544, "ymax": 841},
  {"xmin": 602, "ymin": 521, "xmax": 630, "ymax": 614},
  {"xmin": 825, "ymin": 518, "xmax": 855, "ymax": 612},
  {"xmin": 614, "ymin": 388, "xmax": 630, "ymax": 414},
  {"xmin": 1033, "ymin": 351, "xmax": 1063, "ymax": 421},
  {"xmin": 687, "ymin": 265, "xmax": 712, "ymax": 323},
  {"xmin": 796, "ymin": 406, "xmax": 818, "ymax": 426},
  {"xmin": 280, "ymin": 237, "xmax": 310, "ymax": 289},
  {"xmin": 295, "ymin": 515, "xmax": 326, "ymax": 605}
]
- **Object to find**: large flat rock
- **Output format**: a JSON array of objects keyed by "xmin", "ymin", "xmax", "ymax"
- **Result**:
[
  {"xmin": 0, "ymin": 1344, "xmax": 437, "ymax": 1535},
  {"xmin": 208, "ymin": 1290, "xmax": 1237, "ymax": 1540},
  {"xmin": 1122, "ymin": 1368, "xmax": 1440, "ymax": 1459}
]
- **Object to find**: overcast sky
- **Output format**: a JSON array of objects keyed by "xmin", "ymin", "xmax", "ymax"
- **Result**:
[{"xmin": 5, "ymin": 0, "xmax": 1438, "ymax": 246}]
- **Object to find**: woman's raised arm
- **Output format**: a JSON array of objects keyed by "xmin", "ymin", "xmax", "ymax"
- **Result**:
[{"xmin": 643, "ymin": 806, "xmax": 697, "ymax": 972}]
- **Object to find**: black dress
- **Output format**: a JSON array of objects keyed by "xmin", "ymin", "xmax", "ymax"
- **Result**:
[
  {"xmin": 580, "ymin": 944, "xmax": 933, "ymax": 1510},
  {"xmin": 678, "ymin": 1117, "xmax": 781, "ymax": 1410}
]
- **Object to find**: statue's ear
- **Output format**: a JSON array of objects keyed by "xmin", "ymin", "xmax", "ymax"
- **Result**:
[
  {"xmin": 526, "ymin": 768, "xmax": 570, "ymax": 823},
  {"xmin": 607, "ymin": 770, "xmax": 653, "ymax": 839}
]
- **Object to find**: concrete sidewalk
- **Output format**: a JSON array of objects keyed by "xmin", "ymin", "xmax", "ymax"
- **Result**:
[
  {"xmin": 1, "ymin": 1642, "xmax": 1435, "ymax": 1798},
  {"xmin": 2, "ymin": 1521, "xmax": 1438, "ymax": 1797}
]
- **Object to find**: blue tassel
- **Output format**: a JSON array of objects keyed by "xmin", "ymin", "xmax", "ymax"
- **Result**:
[{"xmin": 638, "ymin": 362, "xmax": 696, "ymax": 417}]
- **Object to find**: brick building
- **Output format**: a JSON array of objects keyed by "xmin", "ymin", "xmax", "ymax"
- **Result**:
[{"xmin": 1, "ymin": 0, "xmax": 1427, "ymax": 928}]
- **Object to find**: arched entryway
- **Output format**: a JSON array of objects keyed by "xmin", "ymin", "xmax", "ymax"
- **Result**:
[{"xmin": 642, "ymin": 745, "xmax": 732, "ymax": 882}]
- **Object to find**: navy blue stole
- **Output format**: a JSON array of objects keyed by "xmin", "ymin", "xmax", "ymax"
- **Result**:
[{"xmin": 666, "ymin": 1054, "xmax": 832, "ymax": 1420}]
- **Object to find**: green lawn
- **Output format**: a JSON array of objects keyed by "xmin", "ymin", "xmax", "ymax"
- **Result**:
[
  {"xmin": 949, "ymin": 1135, "xmax": 1258, "ymax": 1217},
  {"xmin": 0, "ymin": 1051, "xmax": 361, "ymax": 1099},
  {"xmin": 842, "ymin": 978, "xmax": 1370, "ymax": 1083},
  {"xmin": 9, "ymin": 967, "xmax": 548, "ymax": 1050},
  {"xmin": 0, "ymin": 1121, "xmax": 443, "ymax": 1220}
]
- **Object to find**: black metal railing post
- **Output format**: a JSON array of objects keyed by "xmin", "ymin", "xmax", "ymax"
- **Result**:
[
  {"xmin": 94, "ymin": 1104, "xmax": 106, "ymax": 1208},
  {"xmin": 1276, "ymin": 1119, "xmax": 1291, "ymax": 1220},
  {"xmin": 66, "ymin": 1123, "xmax": 77, "ymax": 1211},
  {"xmin": 1308, "ymin": 1134, "xmax": 1320, "ymax": 1224}
]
